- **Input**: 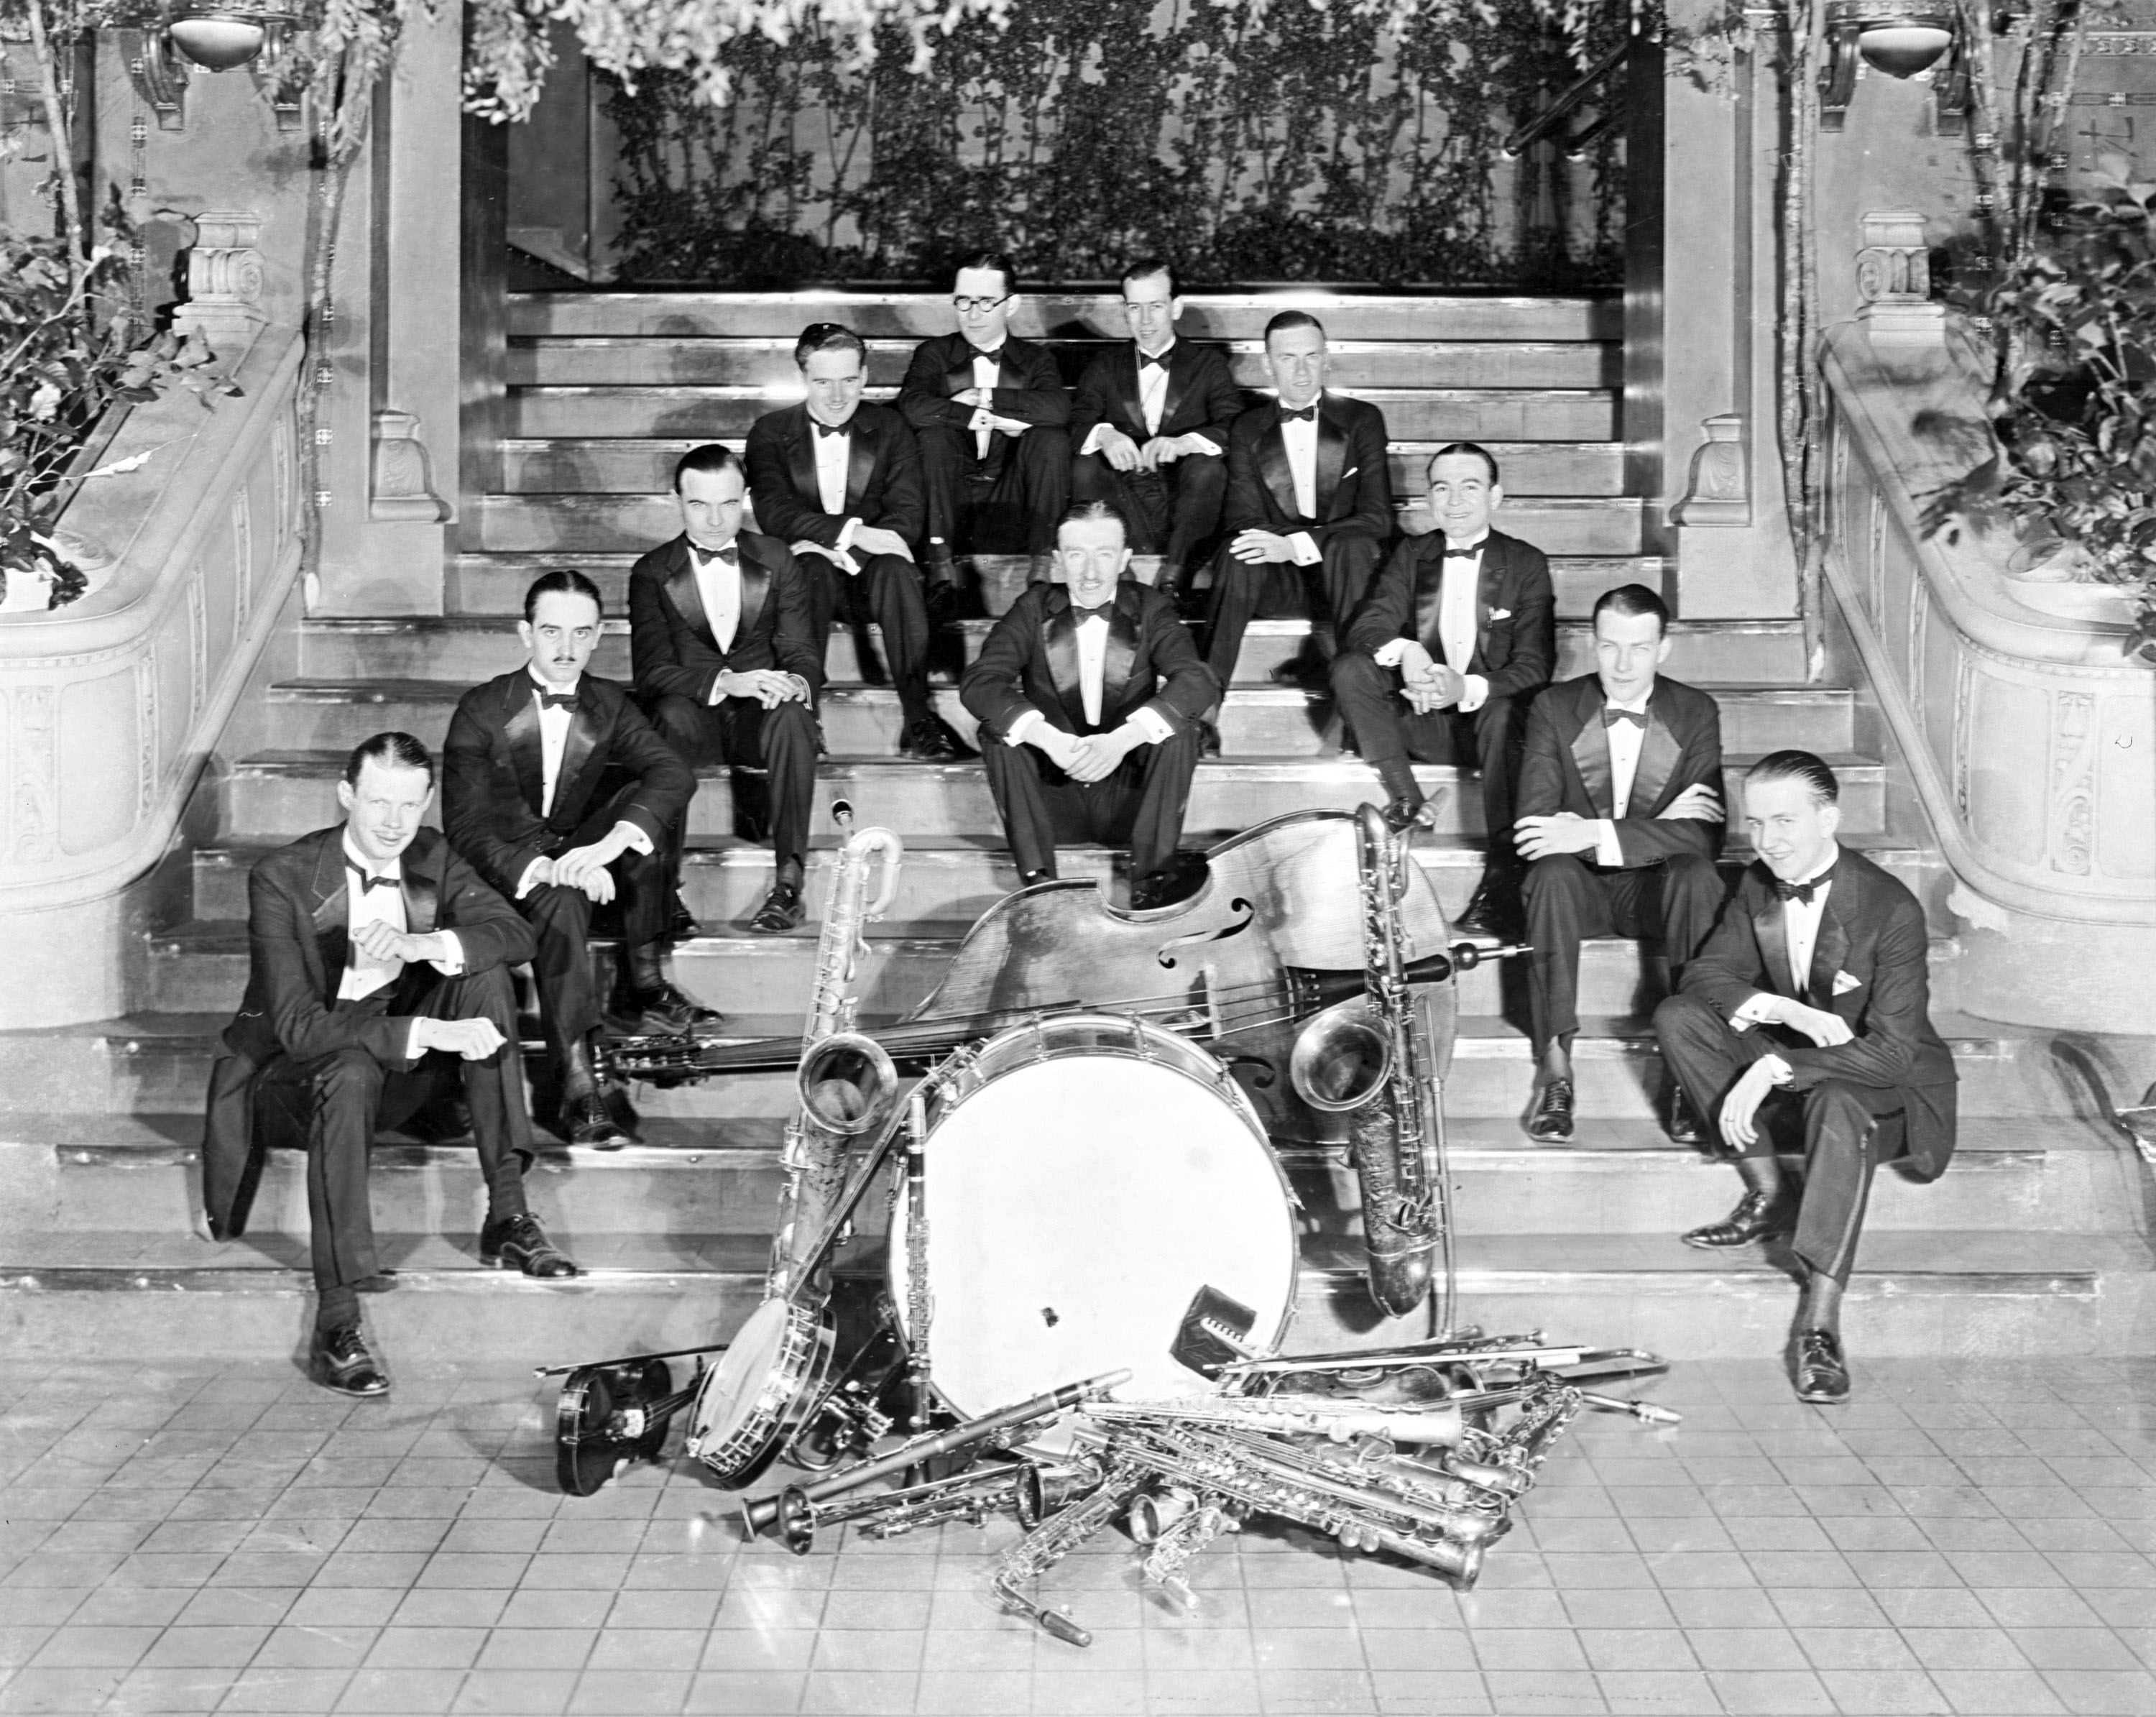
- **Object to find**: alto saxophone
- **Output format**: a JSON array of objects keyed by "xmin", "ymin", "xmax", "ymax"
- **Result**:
[
  {"xmin": 767, "ymin": 801, "xmax": 905, "ymax": 1299},
  {"xmin": 1290, "ymin": 801, "xmax": 1454, "ymax": 1322}
]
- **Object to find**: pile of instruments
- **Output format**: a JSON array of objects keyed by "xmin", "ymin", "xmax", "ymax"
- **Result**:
[{"xmin": 543, "ymin": 802, "xmax": 1680, "ymax": 1635}]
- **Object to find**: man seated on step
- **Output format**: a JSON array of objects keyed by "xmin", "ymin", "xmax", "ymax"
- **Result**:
[
  {"xmin": 1514, "ymin": 583, "xmax": 1726, "ymax": 1145},
  {"xmin": 443, "ymin": 570, "xmax": 717, "ymax": 1150},
  {"xmin": 1330, "ymin": 442, "xmax": 1555, "ymax": 936},
  {"xmin": 200, "ymin": 732, "xmax": 578, "ymax": 1399},
  {"xmin": 1069, "ymin": 258, "xmax": 1243, "ymax": 609},
  {"xmin": 1203, "ymin": 310, "xmax": 1393, "ymax": 705},
  {"xmin": 959, "ymin": 500, "xmax": 1219, "ymax": 908},
  {"xmin": 1654, "ymin": 751, "xmax": 1958, "ymax": 1406},
  {"xmin": 629, "ymin": 445, "xmax": 824, "ymax": 935},
  {"xmin": 897, "ymin": 249, "xmax": 1072, "ymax": 589},
  {"xmin": 745, "ymin": 323, "xmax": 969, "ymax": 762}
]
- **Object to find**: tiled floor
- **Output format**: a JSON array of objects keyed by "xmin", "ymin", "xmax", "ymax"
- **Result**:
[{"xmin": 1, "ymin": 1355, "xmax": 2153, "ymax": 1716}]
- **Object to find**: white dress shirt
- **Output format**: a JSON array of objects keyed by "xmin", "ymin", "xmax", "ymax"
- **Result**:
[
  {"xmin": 1079, "ymin": 342, "xmax": 1185, "ymax": 452},
  {"xmin": 516, "ymin": 673, "xmax": 653, "ymax": 898},
  {"xmin": 1006, "ymin": 609, "xmax": 1174, "ymax": 755},
  {"xmin": 1589, "ymin": 693, "xmax": 1653, "ymax": 867},
  {"xmin": 338, "ymin": 834, "xmax": 463, "ymax": 1058},
  {"xmin": 1373, "ymin": 533, "xmax": 1490, "ymax": 714},
  {"xmin": 968, "ymin": 349, "xmax": 1001, "ymax": 459},
  {"xmin": 1280, "ymin": 408, "xmax": 1321, "ymax": 574},
  {"xmin": 691, "ymin": 544, "xmax": 742, "ymax": 666},
  {"xmin": 1732, "ymin": 860, "xmax": 1838, "ymax": 1083}
]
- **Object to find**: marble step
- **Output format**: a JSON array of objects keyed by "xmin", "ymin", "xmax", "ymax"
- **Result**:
[
  {"xmin": 1, "ymin": 1116, "xmax": 2129, "ymax": 1242},
  {"xmin": 445, "ymin": 553, "xmax": 1673, "ymax": 617},
  {"xmin": 510, "ymin": 385, "xmax": 1622, "ymax": 444},
  {"xmin": 219, "ymin": 750, "xmax": 1884, "ymax": 847},
  {"xmin": 506, "ymin": 338, "xmax": 1623, "ymax": 392},
  {"xmin": 476, "ymin": 491, "xmax": 1648, "ymax": 558},
  {"xmin": 496, "ymin": 437, "xmax": 1631, "ymax": 500},
  {"xmin": 0, "ymin": 1229, "xmax": 2139, "ymax": 1361},
  {"xmin": 507, "ymin": 290, "xmax": 1626, "ymax": 345},
  {"xmin": 186, "ymin": 832, "xmax": 1925, "ymax": 926}
]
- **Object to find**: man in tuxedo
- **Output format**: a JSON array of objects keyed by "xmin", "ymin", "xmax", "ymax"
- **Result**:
[
  {"xmin": 443, "ymin": 570, "xmax": 715, "ymax": 1148},
  {"xmin": 1069, "ymin": 259, "xmax": 1243, "ymax": 605},
  {"xmin": 200, "ymin": 732, "xmax": 578, "ymax": 1398},
  {"xmin": 1204, "ymin": 310, "xmax": 1393, "ymax": 693},
  {"xmin": 898, "ymin": 250, "xmax": 1072, "ymax": 586},
  {"xmin": 1655, "ymin": 752, "xmax": 1957, "ymax": 1404},
  {"xmin": 630, "ymin": 445, "xmax": 823, "ymax": 934},
  {"xmin": 746, "ymin": 323, "xmax": 967, "ymax": 762},
  {"xmin": 1515, "ymin": 584, "xmax": 1726, "ymax": 1143},
  {"xmin": 1332, "ymin": 443, "xmax": 1556, "ymax": 932},
  {"xmin": 959, "ymin": 500, "xmax": 1220, "ymax": 907}
]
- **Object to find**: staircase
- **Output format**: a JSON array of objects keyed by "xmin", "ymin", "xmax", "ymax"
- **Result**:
[{"xmin": 1, "ymin": 290, "xmax": 2146, "ymax": 1368}]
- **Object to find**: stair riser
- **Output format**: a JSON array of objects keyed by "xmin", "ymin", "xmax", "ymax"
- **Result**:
[
  {"xmin": 497, "ymin": 442, "xmax": 1631, "ymax": 501},
  {"xmin": 505, "ymin": 344, "xmax": 1623, "ymax": 392},
  {"xmin": 509, "ymin": 294, "xmax": 1626, "ymax": 344},
  {"xmin": 477, "ymin": 494, "xmax": 1646, "ymax": 558},
  {"xmin": 3, "ymin": 1266, "xmax": 2132, "ymax": 1361},
  {"xmin": 511, "ymin": 392, "xmax": 1623, "ymax": 443},
  {"xmin": 4, "ymin": 1146, "xmax": 2112, "ymax": 1240}
]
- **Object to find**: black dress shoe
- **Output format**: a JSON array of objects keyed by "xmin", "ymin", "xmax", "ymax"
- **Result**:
[
  {"xmin": 668, "ymin": 895, "xmax": 702, "ymax": 942},
  {"xmin": 1526, "ymin": 1079, "xmax": 1575, "ymax": 1143},
  {"xmin": 923, "ymin": 576, "xmax": 962, "ymax": 623},
  {"xmin": 900, "ymin": 717, "xmax": 972, "ymax": 761},
  {"xmin": 1455, "ymin": 871, "xmax": 1523, "ymax": 941},
  {"xmin": 1382, "ymin": 794, "xmax": 1434, "ymax": 836},
  {"xmin": 401, "ymin": 1096, "xmax": 474, "ymax": 1144},
  {"xmin": 1199, "ymin": 720, "xmax": 1222, "ymax": 758},
  {"xmin": 1018, "ymin": 868, "xmax": 1056, "ymax": 888},
  {"xmin": 311, "ymin": 1323, "xmax": 390, "ymax": 1397},
  {"xmin": 1681, "ymin": 1189, "xmax": 1789, "ymax": 1248},
  {"xmin": 1129, "ymin": 871, "xmax": 1175, "ymax": 911},
  {"xmin": 1666, "ymin": 1083, "xmax": 1705, "ymax": 1146},
  {"xmin": 1794, "ymin": 1328, "xmax": 1851, "ymax": 1405},
  {"xmin": 748, "ymin": 879, "xmax": 805, "ymax": 934},
  {"xmin": 608, "ymin": 978, "xmax": 722, "ymax": 1036},
  {"xmin": 480, "ymin": 1212, "xmax": 580, "ymax": 1278},
  {"xmin": 560, "ymin": 1091, "xmax": 630, "ymax": 1151}
]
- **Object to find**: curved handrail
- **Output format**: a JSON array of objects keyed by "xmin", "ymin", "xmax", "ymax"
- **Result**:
[{"xmin": 1501, "ymin": 40, "xmax": 1630, "ymax": 160}]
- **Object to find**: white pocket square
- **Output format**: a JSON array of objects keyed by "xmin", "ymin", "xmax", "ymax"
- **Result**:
[
  {"xmin": 1832, "ymin": 970, "xmax": 1864, "ymax": 996},
  {"xmin": 1341, "ymin": 467, "xmax": 1358, "ymax": 480},
  {"xmin": 1488, "ymin": 607, "xmax": 1512, "ymax": 622}
]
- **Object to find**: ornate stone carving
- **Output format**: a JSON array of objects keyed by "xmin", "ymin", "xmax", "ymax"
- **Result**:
[
  {"xmin": 1855, "ymin": 210, "xmax": 1945, "ymax": 349},
  {"xmin": 232, "ymin": 492, "xmax": 253, "ymax": 631},
  {"xmin": 187, "ymin": 563, "xmax": 207, "ymax": 719},
  {"xmin": 11, "ymin": 685, "xmax": 57, "ymax": 864},
  {"xmin": 2046, "ymin": 691, "xmax": 2098, "ymax": 876},
  {"xmin": 1672, "ymin": 414, "xmax": 1750, "ymax": 527},
  {"xmin": 136, "ymin": 656, "xmax": 157, "ymax": 816},
  {"xmin": 172, "ymin": 211, "xmax": 268, "ymax": 357},
  {"xmin": 369, "ymin": 410, "xmax": 451, "ymax": 523}
]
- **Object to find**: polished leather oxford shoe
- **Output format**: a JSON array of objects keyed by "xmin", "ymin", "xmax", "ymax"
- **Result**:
[
  {"xmin": 480, "ymin": 1212, "xmax": 580, "ymax": 1278},
  {"xmin": 1199, "ymin": 720, "xmax": 1223, "ymax": 758},
  {"xmin": 900, "ymin": 717, "xmax": 972, "ymax": 762},
  {"xmin": 1526, "ymin": 1079, "xmax": 1575, "ymax": 1143},
  {"xmin": 1666, "ymin": 1082, "xmax": 1705, "ymax": 1146},
  {"xmin": 1455, "ymin": 872, "xmax": 1523, "ymax": 941},
  {"xmin": 560, "ymin": 1091, "xmax": 630, "ymax": 1151},
  {"xmin": 748, "ymin": 879, "xmax": 805, "ymax": 934},
  {"xmin": 1794, "ymin": 1327, "xmax": 1851, "ymax": 1405},
  {"xmin": 608, "ymin": 978, "xmax": 721, "ymax": 1036},
  {"xmin": 312, "ymin": 1323, "xmax": 390, "ymax": 1397},
  {"xmin": 1682, "ymin": 1188, "xmax": 1789, "ymax": 1249}
]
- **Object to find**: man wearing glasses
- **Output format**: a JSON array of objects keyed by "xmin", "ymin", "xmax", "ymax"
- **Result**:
[
  {"xmin": 1069, "ymin": 259, "xmax": 1244, "ymax": 609},
  {"xmin": 898, "ymin": 251, "xmax": 1072, "ymax": 591}
]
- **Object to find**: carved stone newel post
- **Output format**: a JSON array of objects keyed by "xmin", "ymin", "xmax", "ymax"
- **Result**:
[{"xmin": 172, "ymin": 211, "xmax": 268, "ymax": 356}]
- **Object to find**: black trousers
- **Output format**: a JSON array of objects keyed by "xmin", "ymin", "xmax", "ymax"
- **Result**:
[
  {"xmin": 1205, "ymin": 533, "xmax": 1382, "ymax": 689},
  {"xmin": 519, "ymin": 788, "xmax": 672, "ymax": 1069},
  {"xmin": 648, "ymin": 693, "xmax": 819, "ymax": 874},
  {"xmin": 978, "ymin": 724, "xmax": 1203, "ymax": 882},
  {"xmin": 1521, "ymin": 850, "xmax": 1726, "ymax": 1048},
  {"xmin": 918, "ymin": 423, "xmax": 1071, "ymax": 556},
  {"xmin": 1330, "ymin": 650, "xmax": 1526, "ymax": 860},
  {"xmin": 249, "ymin": 967, "xmax": 531, "ymax": 1322},
  {"xmin": 1071, "ymin": 449, "xmax": 1227, "ymax": 572},
  {"xmin": 804, "ymin": 551, "xmax": 933, "ymax": 730},
  {"xmin": 1654, "ymin": 993, "xmax": 1910, "ymax": 1283}
]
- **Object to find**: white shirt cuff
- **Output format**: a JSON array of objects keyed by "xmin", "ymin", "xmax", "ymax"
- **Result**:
[
  {"xmin": 1373, "ymin": 640, "xmax": 1410, "ymax": 668},
  {"xmin": 837, "ymin": 517, "xmax": 860, "ymax": 551},
  {"xmin": 1591, "ymin": 821, "xmax": 1623, "ymax": 867},
  {"xmin": 1760, "ymin": 1052, "xmax": 1795, "ymax": 1085},
  {"xmin": 428, "ymin": 931, "xmax": 464, "ymax": 976},
  {"xmin": 1458, "ymin": 674, "xmax": 1490, "ymax": 714},
  {"xmin": 614, "ymin": 821, "xmax": 654, "ymax": 857},
  {"xmin": 516, "ymin": 858, "xmax": 549, "ymax": 899},
  {"xmin": 1289, "ymin": 531, "xmax": 1322, "ymax": 567},
  {"xmin": 1731, "ymin": 993, "xmax": 1779, "ymax": 1031},
  {"xmin": 708, "ymin": 674, "xmax": 728, "ymax": 706},
  {"xmin": 405, "ymin": 1018, "xmax": 428, "ymax": 1061},
  {"xmin": 1007, "ymin": 710, "xmax": 1046, "ymax": 748},
  {"xmin": 1125, "ymin": 707, "xmax": 1173, "ymax": 746},
  {"xmin": 1079, "ymin": 425, "xmax": 1105, "ymax": 456},
  {"xmin": 969, "ymin": 408, "xmax": 995, "ymax": 433},
  {"xmin": 1184, "ymin": 437, "xmax": 1222, "ymax": 456}
]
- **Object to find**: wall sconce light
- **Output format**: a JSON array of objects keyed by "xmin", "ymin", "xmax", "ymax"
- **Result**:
[
  {"xmin": 121, "ymin": 0, "xmax": 307, "ymax": 131},
  {"xmin": 1820, "ymin": 4, "xmax": 1966, "ymax": 132}
]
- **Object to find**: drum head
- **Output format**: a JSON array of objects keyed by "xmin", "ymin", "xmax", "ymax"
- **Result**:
[
  {"xmin": 688, "ymin": 1297, "xmax": 830, "ymax": 1488},
  {"xmin": 894, "ymin": 1041, "xmax": 1296, "ymax": 1423}
]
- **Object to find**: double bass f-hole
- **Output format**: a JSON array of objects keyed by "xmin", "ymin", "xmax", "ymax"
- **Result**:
[{"xmin": 1155, "ymin": 898, "xmax": 1255, "ymax": 970}]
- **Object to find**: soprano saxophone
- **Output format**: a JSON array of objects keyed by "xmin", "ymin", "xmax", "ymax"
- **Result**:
[
  {"xmin": 766, "ymin": 801, "xmax": 904, "ymax": 1299},
  {"xmin": 1289, "ymin": 800, "xmax": 1453, "ymax": 1322}
]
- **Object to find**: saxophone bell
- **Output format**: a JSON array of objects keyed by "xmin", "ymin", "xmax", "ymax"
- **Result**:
[
  {"xmin": 797, "ymin": 1032, "xmax": 902, "ymax": 1138},
  {"xmin": 1287, "ymin": 999, "xmax": 1393, "ymax": 1113}
]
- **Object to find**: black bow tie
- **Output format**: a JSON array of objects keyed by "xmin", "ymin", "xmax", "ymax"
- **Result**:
[
  {"xmin": 811, "ymin": 418, "xmax": 849, "ymax": 438},
  {"xmin": 694, "ymin": 546, "xmax": 738, "ymax": 570},
  {"xmin": 1072, "ymin": 601, "xmax": 1114, "ymax": 622},
  {"xmin": 1139, "ymin": 349, "xmax": 1171, "ymax": 370},
  {"xmin": 536, "ymin": 689, "xmax": 579, "ymax": 713},
  {"xmin": 968, "ymin": 344, "xmax": 1003, "ymax": 364},
  {"xmin": 1602, "ymin": 706, "xmax": 1648, "ymax": 729},
  {"xmin": 347, "ymin": 862, "xmax": 397, "ymax": 895},
  {"xmin": 1774, "ymin": 870, "xmax": 1834, "ymax": 906},
  {"xmin": 1279, "ymin": 404, "xmax": 1317, "ymax": 423}
]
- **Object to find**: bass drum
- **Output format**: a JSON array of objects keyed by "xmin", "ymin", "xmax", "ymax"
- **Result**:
[{"xmin": 890, "ymin": 1013, "xmax": 1297, "ymax": 1429}]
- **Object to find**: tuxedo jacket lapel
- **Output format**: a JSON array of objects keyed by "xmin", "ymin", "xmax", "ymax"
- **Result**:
[
  {"xmin": 400, "ymin": 843, "xmax": 440, "ymax": 940},
  {"xmin": 1102, "ymin": 588, "xmax": 1139, "ymax": 704},
  {"xmin": 1474, "ymin": 549, "xmax": 1504, "ymax": 668},
  {"xmin": 556, "ymin": 702, "xmax": 599, "ymax": 824},
  {"xmin": 1157, "ymin": 347, "xmax": 1190, "ymax": 432},
  {"xmin": 663, "ymin": 542, "xmax": 719, "ymax": 653},
  {"xmin": 308, "ymin": 838, "xmax": 349, "ymax": 1004},
  {"xmin": 1754, "ymin": 888, "xmax": 1800, "ymax": 1001},
  {"xmin": 1568, "ymin": 689, "xmax": 1616, "ymax": 818},
  {"xmin": 783, "ymin": 413, "xmax": 820, "ymax": 513},
  {"xmin": 736, "ymin": 547, "xmax": 773, "ymax": 645},
  {"xmin": 1812, "ymin": 874, "xmax": 1853, "ymax": 1009},
  {"xmin": 1041, "ymin": 593, "xmax": 1084, "ymax": 728},
  {"xmin": 1257, "ymin": 417, "xmax": 1300, "ymax": 522},
  {"xmin": 505, "ymin": 686, "xmax": 546, "ymax": 817},
  {"xmin": 1314, "ymin": 402, "xmax": 1348, "ymax": 518},
  {"xmin": 844, "ymin": 421, "xmax": 875, "ymax": 514},
  {"xmin": 1630, "ymin": 701, "xmax": 1682, "ymax": 814},
  {"xmin": 1410, "ymin": 539, "xmax": 1445, "ymax": 655},
  {"xmin": 1118, "ymin": 351, "xmax": 1148, "ymax": 436}
]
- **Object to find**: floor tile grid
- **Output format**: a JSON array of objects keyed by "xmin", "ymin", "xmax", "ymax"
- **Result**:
[{"xmin": 0, "ymin": 1360, "xmax": 2153, "ymax": 1715}]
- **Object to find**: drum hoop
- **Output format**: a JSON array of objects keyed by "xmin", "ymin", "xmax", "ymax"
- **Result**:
[
  {"xmin": 686, "ymin": 1299, "xmax": 832, "ymax": 1482},
  {"xmin": 927, "ymin": 1011, "xmax": 1261, "ymax": 1134}
]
